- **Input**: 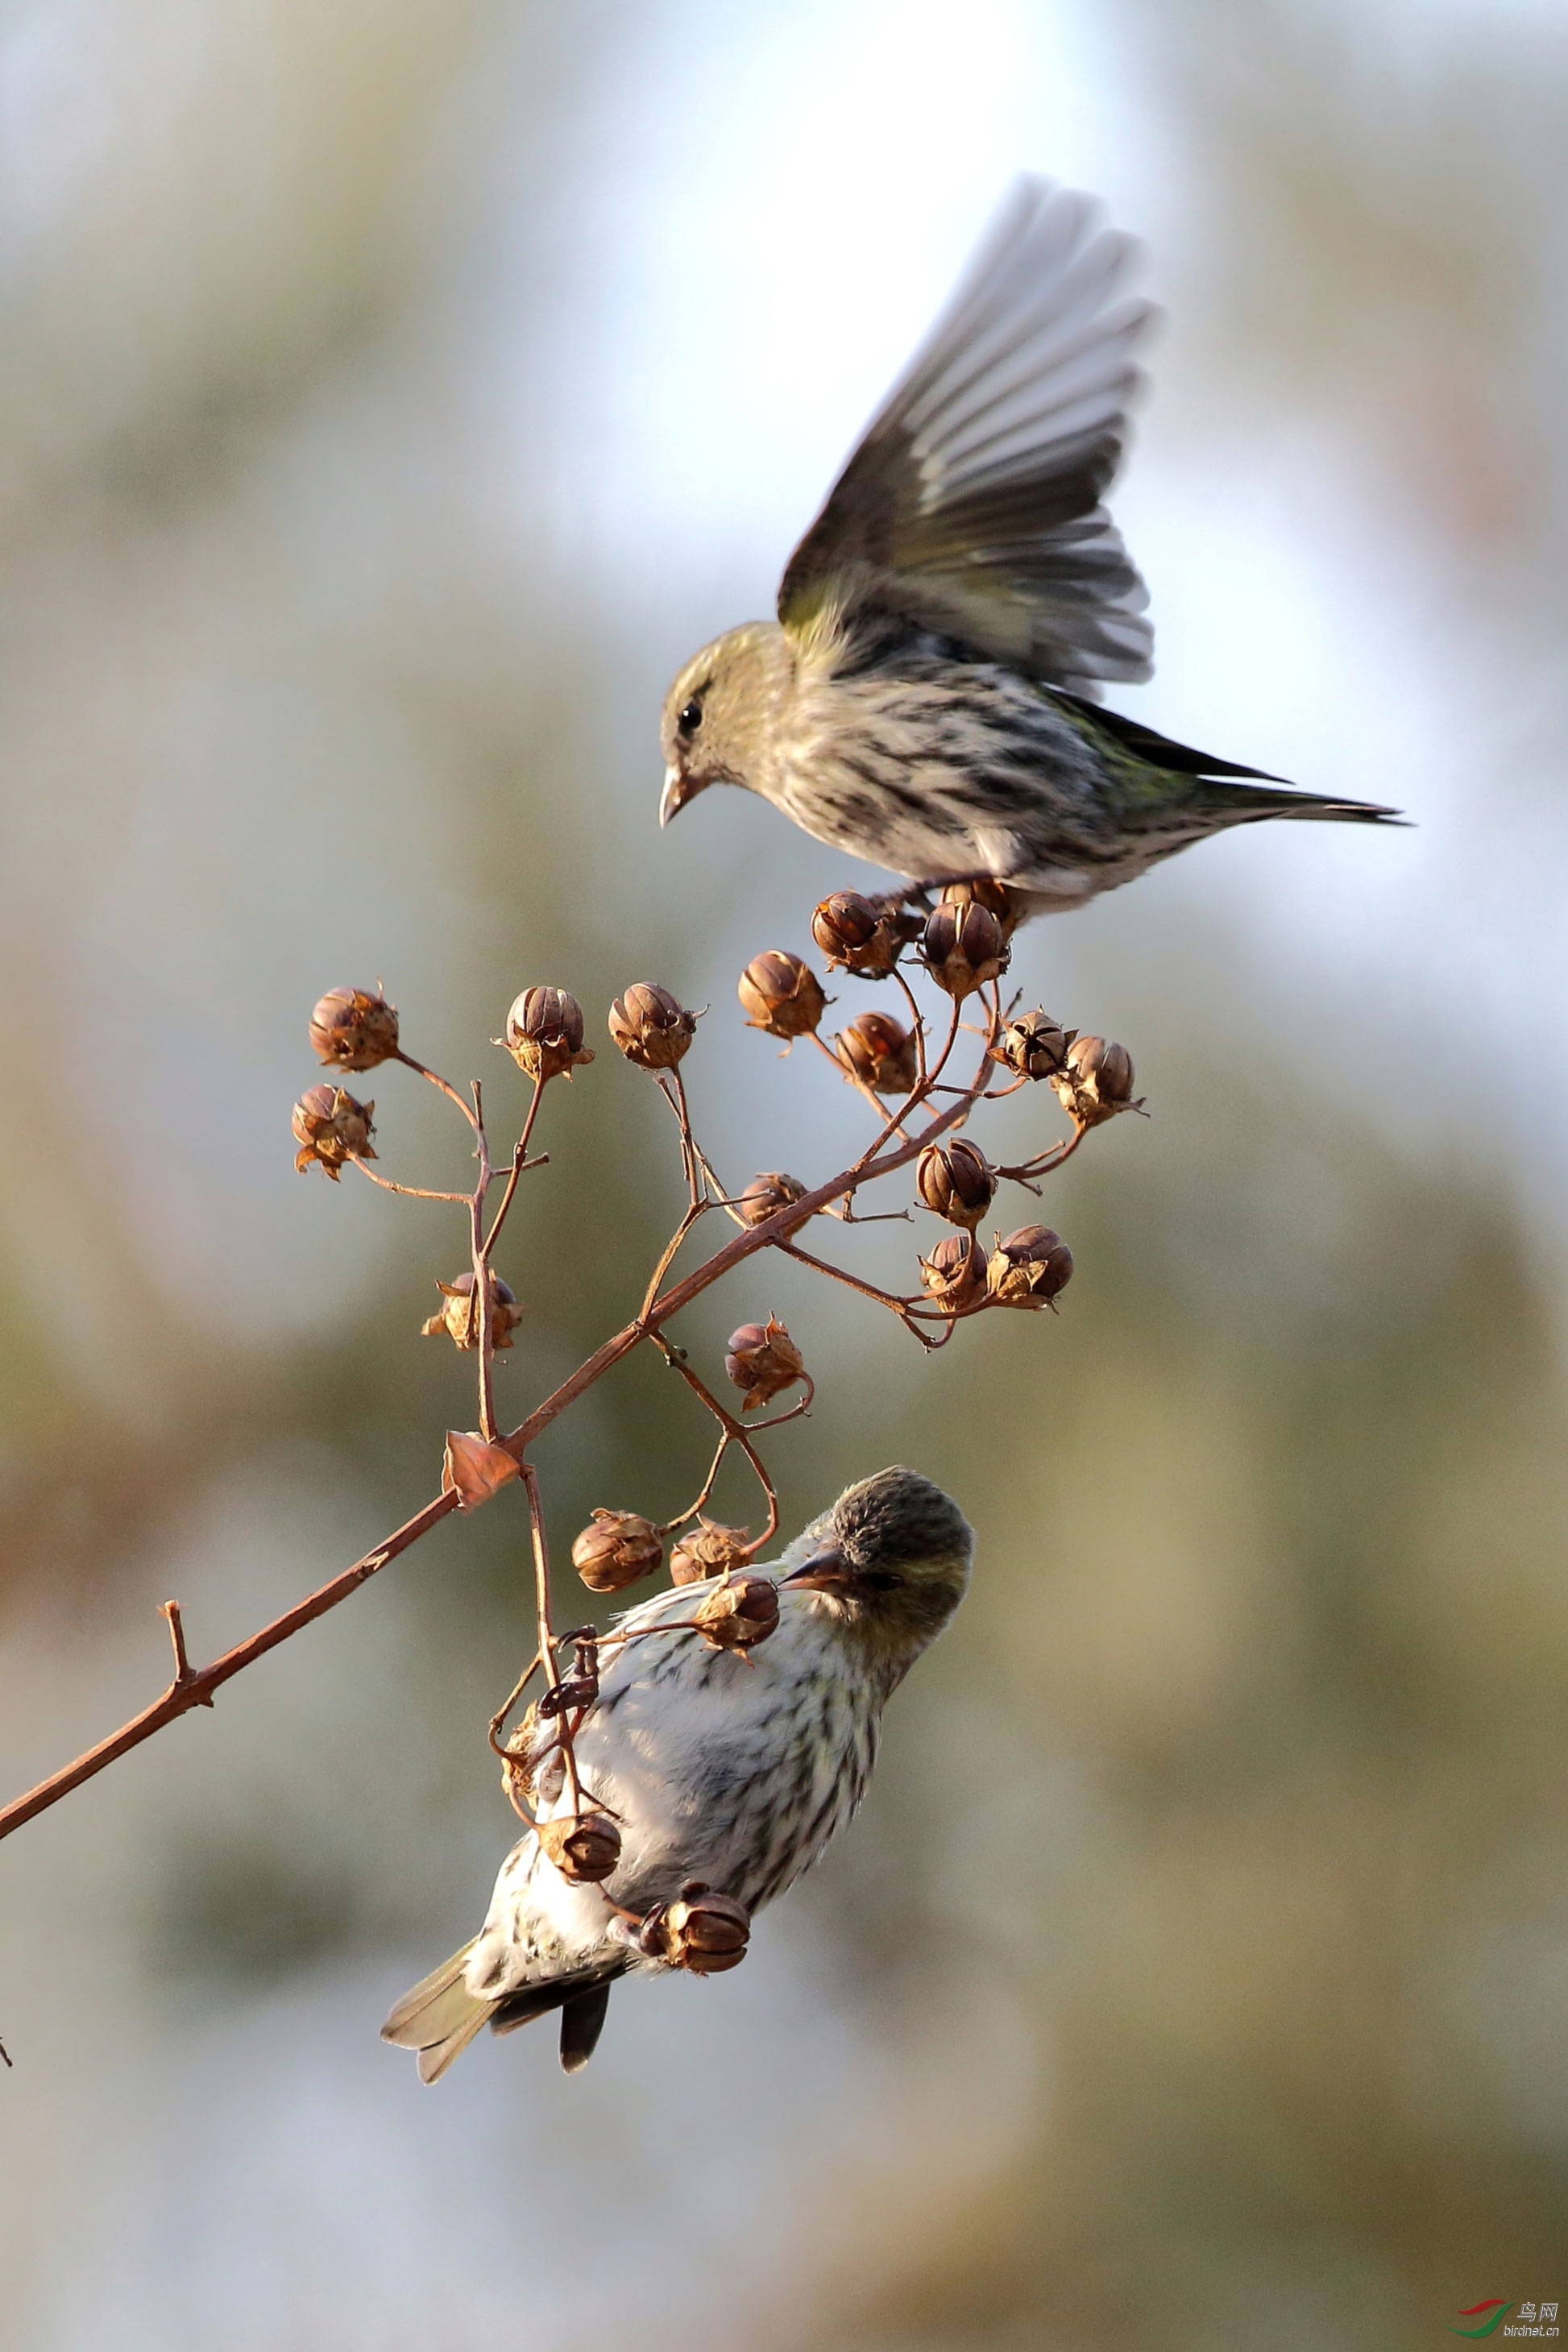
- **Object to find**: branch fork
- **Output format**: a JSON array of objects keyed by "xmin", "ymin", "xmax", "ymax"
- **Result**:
[{"xmin": 0, "ymin": 926, "xmax": 1143, "ymax": 1861}]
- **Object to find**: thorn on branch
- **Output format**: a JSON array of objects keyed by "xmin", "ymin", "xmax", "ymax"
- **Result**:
[
  {"xmin": 161, "ymin": 1599, "xmax": 191, "ymax": 1683},
  {"xmin": 160, "ymin": 1601, "xmax": 211, "ymax": 1704}
]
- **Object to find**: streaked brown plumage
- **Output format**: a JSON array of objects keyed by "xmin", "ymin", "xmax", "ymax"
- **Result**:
[
  {"xmin": 381, "ymin": 1469, "xmax": 972, "ymax": 2081},
  {"xmin": 659, "ymin": 177, "xmax": 1400, "ymax": 914}
]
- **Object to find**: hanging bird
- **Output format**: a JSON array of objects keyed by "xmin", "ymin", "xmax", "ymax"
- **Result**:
[
  {"xmin": 381, "ymin": 1467, "xmax": 972, "ymax": 2081},
  {"xmin": 658, "ymin": 178, "xmax": 1399, "ymax": 914}
]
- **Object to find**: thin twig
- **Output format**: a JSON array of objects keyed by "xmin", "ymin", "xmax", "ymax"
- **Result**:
[
  {"xmin": 160, "ymin": 1600, "xmax": 198, "ymax": 1692},
  {"xmin": 487, "ymin": 1649, "xmax": 543, "ymax": 1828},
  {"xmin": 0, "ymin": 1043, "xmax": 993, "ymax": 1847},
  {"xmin": 481, "ymin": 1074, "xmax": 547, "ymax": 1258},
  {"xmin": 669, "ymin": 1070, "xmax": 705, "ymax": 1212},
  {"xmin": 521, "ymin": 1462, "xmax": 579, "ymax": 1815},
  {"xmin": 850, "ymin": 997, "xmax": 965, "ymax": 1176},
  {"xmin": 487, "ymin": 1648, "xmax": 543, "ymax": 1763},
  {"xmin": 470, "ymin": 1080, "xmax": 500, "ymax": 1440},
  {"xmin": 666, "ymin": 1432, "xmax": 732, "ymax": 1529},
  {"xmin": 639, "ymin": 1201, "xmax": 707, "ymax": 1325},
  {"xmin": 775, "ymin": 1239, "xmax": 923, "ymax": 1319},
  {"xmin": 996, "ymin": 1122, "xmax": 1089, "ymax": 1182},
  {"xmin": 0, "ymin": 1502, "xmax": 449, "ymax": 1840},
  {"xmin": 348, "ymin": 1161, "xmax": 472, "ymax": 1205},
  {"xmin": 892, "ymin": 966, "xmax": 928, "ymax": 1093},
  {"xmin": 811, "ymin": 1031, "xmax": 915, "ymax": 1143},
  {"xmin": 395, "ymin": 1048, "xmax": 481, "ymax": 1133},
  {"xmin": 656, "ymin": 1346, "xmax": 786, "ymax": 1553}
]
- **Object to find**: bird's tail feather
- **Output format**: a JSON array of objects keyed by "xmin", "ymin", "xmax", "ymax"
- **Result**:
[
  {"xmin": 380, "ymin": 1938, "xmax": 492, "ymax": 2084},
  {"xmin": 490, "ymin": 1963, "xmax": 627, "ymax": 2072},
  {"xmin": 381, "ymin": 1944, "xmax": 627, "ymax": 2083},
  {"xmin": 1197, "ymin": 780, "xmax": 1405, "ymax": 828}
]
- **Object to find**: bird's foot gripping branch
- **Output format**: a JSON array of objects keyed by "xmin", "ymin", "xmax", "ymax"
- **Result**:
[{"xmin": 0, "ymin": 880, "xmax": 1146, "ymax": 1956}]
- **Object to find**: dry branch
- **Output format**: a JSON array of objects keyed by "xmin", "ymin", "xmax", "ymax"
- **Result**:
[{"xmin": 0, "ymin": 893, "xmax": 1144, "ymax": 1852}]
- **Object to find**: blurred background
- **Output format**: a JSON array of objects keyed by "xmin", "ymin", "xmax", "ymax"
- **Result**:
[{"xmin": 1, "ymin": 1, "xmax": 1566, "ymax": 2345}]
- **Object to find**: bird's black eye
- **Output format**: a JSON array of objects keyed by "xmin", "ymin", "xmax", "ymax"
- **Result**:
[
  {"xmin": 677, "ymin": 698, "xmax": 703, "ymax": 739},
  {"xmin": 859, "ymin": 1570, "xmax": 902, "ymax": 1593}
]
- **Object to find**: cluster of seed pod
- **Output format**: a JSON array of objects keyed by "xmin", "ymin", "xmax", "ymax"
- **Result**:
[
  {"xmin": 736, "ymin": 884, "xmax": 1018, "ymax": 1060},
  {"xmin": 608, "ymin": 982, "xmax": 702, "ymax": 1069},
  {"xmin": 915, "ymin": 1226, "xmax": 1073, "ymax": 1317},
  {"xmin": 292, "ymin": 1083, "xmax": 376, "ymax": 1179},
  {"xmin": 989, "ymin": 1007, "xmax": 1141, "ymax": 1124},
  {"xmin": 568, "ymin": 1500, "xmax": 784, "ymax": 1633},
  {"xmin": 537, "ymin": 1811, "xmax": 621, "ymax": 1884},
  {"xmin": 638, "ymin": 1883, "xmax": 752, "ymax": 1972},
  {"xmin": 309, "ymin": 985, "xmax": 401, "ymax": 1072},
  {"xmin": 571, "ymin": 1508, "xmax": 666, "ymax": 1593},
  {"xmin": 735, "ymin": 1171, "xmax": 809, "ymax": 1227},
  {"xmin": 421, "ymin": 1270, "xmax": 524, "ymax": 1350},
  {"xmin": 670, "ymin": 1517, "xmax": 752, "ymax": 1585},
  {"xmin": 284, "ymin": 919, "xmax": 1147, "ymax": 2000},
  {"xmin": 911, "ymin": 1138, "xmax": 1073, "ymax": 1314},
  {"xmin": 724, "ymin": 1317, "xmax": 806, "ymax": 1409},
  {"xmin": 500, "ymin": 986, "xmax": 596, "ymax": 1082}
]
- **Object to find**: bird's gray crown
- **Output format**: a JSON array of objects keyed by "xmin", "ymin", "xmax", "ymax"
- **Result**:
[{"xmin": 828, "ymin": 1466, "xmax": 972, "ymax": 1571}]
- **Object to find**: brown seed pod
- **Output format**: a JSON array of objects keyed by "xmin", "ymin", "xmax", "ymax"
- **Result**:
[
  {"xmin": 608, "ymin": 983, "xmax": 700, "ymax": 1070},
  {"xmin": 537, "ymin": 1811, "xmax": 622, "ymax": 1885},
  {"xmin": 992, "ymin": 1006, "xmax": 1076, "ymax": 1081},
  {"xmin": 693, "ymin": 1574, "xmax": 780, "ymax": 1651},
  {"xmin": 921, "ymin": 902, "xmax": 1010, "ymax": 998},
  {"xmin": 1052, "ymin": 1035, "xmax": 1141, "ymax": 1127},
  {"xmin": 308, "ymin": 986, "xmax": 400, "ymax": 1072},
  {"xmin": 292, "ymin": 1084, "xmax": 376, "ymax": 1180},
  {"xmin": 500, "ymin": 985, "xmax": 595, "ymax": 1083},
  {"xmin": 639, "ymin": 1883, "xmax": 752, "ymax": 1972},
  {"xmin": 985, "ymin": 1224, "xmax": 1073, "ymax": 1309},
  {"xmin": 736, "ymin": 951, "xmax": 828, "ymax": 1039},
  {"xmin": 810, "ymin": 890, "xmax": 902, "ymax": 977},
  {"xmin": 669, "ymin": 1518, "xmax": 752, "ymax": 1585},
  {"xmin": 735, "ymin": 1171, "xmax": 810, "ymax": 1229},
  {"xmin": 571, "ymin": 1508, "xmax": 664, "ymax": 1593},
  {"xmin": 724, "ymin": 1316, "xmax": 807, "ymax": 1410},
  {"xmin": 939, "ymin": 878, "xmax": 1023, "ymax": 943},
  {"xmin": 917, "ymin": 1232, "xmax": 987, "ymax": 1317},
  {"xmin": 915, "ymin": 1139, "xmax": 997, "ymax": 1229},
  {"xmin": 420, "ymin": 1269, "xmax": 523, "ymax": 1350},
  {"xmin": 836, "ymin": 1010, "xmax": 919, "ymax": 1096}
]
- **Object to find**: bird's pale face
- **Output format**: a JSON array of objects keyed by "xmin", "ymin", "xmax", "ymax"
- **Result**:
[
  {"xmin": 658, "ymin": 621, "xmax": 794, "ymax": 828},
  {"xmin": 780, "ymin": 1466, "xmax": 972, "ymax": 1678}
]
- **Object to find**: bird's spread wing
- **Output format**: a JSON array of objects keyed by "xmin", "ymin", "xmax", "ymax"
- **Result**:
[{"xmin": 778, "ymin": 179, "xmax": 1155, "ymax": 693}]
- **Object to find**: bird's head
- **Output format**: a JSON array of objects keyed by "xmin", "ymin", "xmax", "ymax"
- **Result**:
[
  {"xmin": 779, "ymin": 1466, "xmax": 973, "ymax": 1678},
  {"xmin": 659, "ymin": 621, "xmax": 793, "ymax": 828}
]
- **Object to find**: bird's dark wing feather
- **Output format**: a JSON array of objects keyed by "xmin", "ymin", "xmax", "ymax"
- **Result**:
[
  {"xmin": 778, "ymin": 179, "xmax": 1155, "ymax": 691},
  {"xmin": 557, "ymin": 1982, "xmax": 613, "ymax": 2073},
  {"xmin": 488, "ymin": 1956, "xmax": 628, "ymax": 2047},
  {"xmin": 1058, "ymin": 691, "xmax": 1288, "ymax": 782}
]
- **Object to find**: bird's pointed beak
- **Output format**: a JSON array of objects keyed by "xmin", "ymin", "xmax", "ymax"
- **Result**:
[
  {"xmin": 780, "ymin": 1546, "xmax": 852, "ymax": 1595},
  {"xmin": 659, "ymin": 764, "xmax": 699, "ymax": 828}
]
